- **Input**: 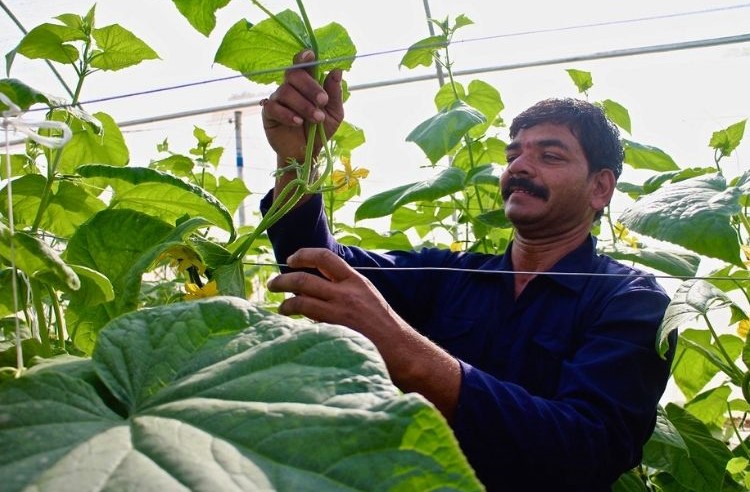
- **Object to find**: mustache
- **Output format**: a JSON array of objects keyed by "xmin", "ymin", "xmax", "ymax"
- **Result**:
[{"xmin": 501, "ymin": 177, "xmax": 550, "ymax": 201}]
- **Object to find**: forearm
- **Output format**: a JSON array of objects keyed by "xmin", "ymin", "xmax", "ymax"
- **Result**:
[{"xmin": 369, "ymin": 314, "xmax": 461, "ymax": 422}]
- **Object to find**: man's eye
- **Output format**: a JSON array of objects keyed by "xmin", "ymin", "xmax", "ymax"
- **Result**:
[
  {"xmin": 543, "ymin": 154, "xmax": 562, "ymax": 161},
  {"xmin": 506, "ymin": 154, "xmax": 517, "ymax": 163}
]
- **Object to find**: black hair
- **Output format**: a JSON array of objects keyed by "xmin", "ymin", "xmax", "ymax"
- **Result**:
[{"xmin": 509, "ymin": 98, "xmax": 624, "ymax": 180}]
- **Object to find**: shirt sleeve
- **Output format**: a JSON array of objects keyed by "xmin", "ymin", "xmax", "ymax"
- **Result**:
[{"xmin": 452, "ymin": 285, "xmax": 673, "ymax": 491}]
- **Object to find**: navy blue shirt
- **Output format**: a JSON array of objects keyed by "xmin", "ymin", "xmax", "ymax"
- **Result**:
[{"xmin": 262, "ymin": 192, "xmax": 673, "ymax": 492}]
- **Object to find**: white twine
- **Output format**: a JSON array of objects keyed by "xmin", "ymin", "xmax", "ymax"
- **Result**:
[{"xmin": 1, "ymin": 92, "xmax": 72, "ymax": 374}]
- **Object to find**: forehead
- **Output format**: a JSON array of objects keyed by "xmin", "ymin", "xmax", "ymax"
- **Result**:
[{"xmin": 507, "ymin": 123, "xmax": 582, "ymax": 152}]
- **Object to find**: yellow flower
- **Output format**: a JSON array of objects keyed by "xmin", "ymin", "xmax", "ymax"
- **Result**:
[
  {"xmin": 738, "ymin": 319, "xmax": 750, "ymax": 339},
  {"xmin": 184, "ymin": 280, "xmax": 218, "ymax": 300},
  {"xmin": 450, "ymin": 241, "xmax": 463, "ymax": 252},
  {"xmin": 613, "ymin": 222, "xmax": 639, "ymax": 249},
  {"xmin": 332, "ymin": 156, "xmax": 369, "ymax": 191},
  {"xmin": 158, "ymin": 245, "xmax": 205, "ymax": 275}
]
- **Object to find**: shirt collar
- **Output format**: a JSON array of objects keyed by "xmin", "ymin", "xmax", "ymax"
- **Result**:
[{"xmin": 508, "ymin": 235, "xmax": 597, "ymax": 293}]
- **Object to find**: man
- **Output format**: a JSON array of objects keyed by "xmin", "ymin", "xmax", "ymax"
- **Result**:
[{"xmin": 260, "ymin": 50, "xmax": 674, "ymax": 491}]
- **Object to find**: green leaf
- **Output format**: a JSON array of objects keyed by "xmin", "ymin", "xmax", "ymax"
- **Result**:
[
  {"xmin": 198, "ymin": 172, "xmax": 250, "ymax": 214},
  {"xmin": 211, "ymin": 259, "xmax": 246, "ymax": 298},
  {"xmin": 475, "ymin": 209, "xmax": 511, "ymax": 229},
  {"xmin": 566, "ymin": 68, "xmax": 593, "ymax": 93},
  {"xmin": 613, "ymin": 469, "xmax": 648, "ymax": 492},
  {"xmin": 406, "ymin": 101, "xmax": 486, "ymax": 164},
  {"xmin": 676, "ymin": 332, "xmax": 743, "ymax": 397},
  {"xmin": 215, "ymin": 13, "xmax": 308, "ymax": 85},
  {"xmin": 171, "ymin": 0, "xmax": 231, "ymax": 36},
  {"xmin": 0, "ymin": 79, "xmax": 50, "ymax": 111},
  {"xmin": 13, "ymin": 23, "xmax": 85, "ymax": 65},
  {"xmin": 356, "ymin": 167, "xmax": 466, "ymax": 220},
  {"xmin": 331, "ymin": 120, "xmax": 366, "ymax": 155},
  {"xmin": 149, "ymin": 154, "xmax": 194, "ymax": 176},
  {"xmin": 0, "ymin": 268, "xmax": 27, "ymax": 318},
  {"xmin": 0, "ymin": 298, "xmax": 482, "ymax": 491},
  {"xmin": 0, "ymin": 175, "xmax": 106, "ymax": 237},
  {"xmin": 622, "ymin": 139, "xmax": 679, "ymax": 172},
  {"xmin": 399, "ymin": 35, "xmax": 447, "ymax": 69},
  {"xmin": 709, "ymin": 120, "xmax": 746, "ymax": 158},
  {"xmin": 77, "ymin": 164, "xmax": 236, "ymax": 242},
  {"xmin": 67, "ymin": 264, "xmax": 114, "ymax": 308},
  {"xmin": 643, "ymin": 403, "xmax": 732, "ymax": 492},
  {"xmin": 90, "ymin": 24, "xmax": 159, "ymax": 71},
  {"xmin": 619, "ymin": 174, "xmax": 742, "ymax": 265},
  {"xmin": 117, "ymin": 217, "xmax": 217, "ymax": 313},
  {"xmin": 0, "ymin": 223, "xmax": 79, "ymax": 292},
  {"xmin": 57, "ymin": 112, "xmax": 129, "ymax": 173},
  {"xmin": 435, "ymin": 81, "xmax": 503, "ymax": 139},
  {"xmin": 314, "ymin": 22, "xmax": 357, "ymax": 75},
  {"xmin": 658, "ymin": 280, "xmax": 734, "ymax": 359},
  {"xmin": 685, "ymin": 386, "xmax": 732, "ymax": 428},
  {"xmin": 336, "ymin": 225, "xmax": 413, "ymax": 251},
  {"xmin": 390, "ymin": 203, "xmax": 453, "ymax": 235},
  {"xmin": 600, "ymin": 99, "xmax": 631, "ymax": 134},
  {"xmin": 64, "ymin": 209, "xmax": 174, "ymax": 353},
  {"xmin": 453, "ymin": 138, "xmax": 507, "ymax": 171},
  {"xmin": 599, "ymin": 245, "xmax": 700, "ymax": 278},
  {"xmin": 452, "ymin": 14, "xmax": 474, "ymax": 31}
]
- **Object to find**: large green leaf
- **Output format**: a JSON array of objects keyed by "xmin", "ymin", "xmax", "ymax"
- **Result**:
[
  {"xmin": 77, "ymin": 164, "xmax": 236, "ymax": 241},
  {"xmin": 90, "ymin": 24, "xmax": 159, "ymax": 71},
  {"xmin": 11, "ymin": 23, "xmax": 85, "ymax": 65},
  {"xmin": 452, "ymin": 138, "xmax": 506, "ymax": 171},
  {"xmin": 0, "ymin": 297, "xmax": 482, "ymax": 491},
  {"xmin": 0, "ymin": 175, "xmax": 106, "ymax": 237},
  {"xmin": 657, "ymin": 279, "xmax": 735, "ymax": 358},
  {"xmin": 171, "ymin": 0, "xmax": 232, "ymax": 36},
  {"xmin": 57, "ymin": 112, "xmax": 129, "ymax": 173},
  {"xmin": 64, "ymin": 209, "xmax": 174, "ymax": 353},
  {"xmin": 215, "ymin": 12, "xmax": 355, "ymax": 86},
  {"xmin": 435, "ymin": 81, "xmax": 503, "ymax": 139},
  {"xmin": 622, "ymin": 139, "xmax": 679, "ymax": 172},
  {"xmin": 599, "ymin": 245, "xmax": 700, "ymax": 278},
  {"xmin": 355, "ymin": 167, "xmax": 466, "ymax": 221},
  {"xmin": 643, "ymin": 403, "xmax": 732, "ymax": 492},
  {"xmin": 406, "ymin": 102, "xmax": 486, "ymax": 164},
  {"xmin": 0, "ymin": 78, "xmax": 50, "ymax": 112},
  {"xmin": 0, "ymin": 223, "xmax": 79, "ymax": 292},
  {"xmin": 684, "ymin": 385, "xmax": 733, "ymax": 428},
  {"xmin": 619, "ymin": 174, "xmax": 742, "ymax": 265}
]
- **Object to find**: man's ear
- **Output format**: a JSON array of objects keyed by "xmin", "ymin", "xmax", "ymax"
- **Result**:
[{"xmin": 590, "ymin": 169, "xmax": 616, "ymax": 213}]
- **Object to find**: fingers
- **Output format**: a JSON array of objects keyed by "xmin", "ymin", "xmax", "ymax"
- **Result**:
[
  {"xmin": 287, "ymin": 248, "xmax": 355, "ymax": 283},
  {"xmin": 262, "ymin": 50, "xmax": 341, "ymax": 129},
  {"xmin": 322, "ymin": 69, "xmax": 344, "ymax": 121}
]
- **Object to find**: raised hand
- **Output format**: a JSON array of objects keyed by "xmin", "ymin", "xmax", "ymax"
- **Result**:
[{"xmin": 261, "ymin": 50, "xmax": 344, "ymax": 164}]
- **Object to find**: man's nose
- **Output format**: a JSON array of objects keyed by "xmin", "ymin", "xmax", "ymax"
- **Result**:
[{"xmin": 505, "ymin": 154, "xmax": 534, "ymax": 176}]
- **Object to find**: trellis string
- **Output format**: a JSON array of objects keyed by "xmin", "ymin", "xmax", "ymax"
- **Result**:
[{"xmin": 1, "ymin": 93, "xmax": 71, "ymax": 373}]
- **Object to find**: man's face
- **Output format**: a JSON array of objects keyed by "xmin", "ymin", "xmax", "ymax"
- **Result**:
[{"xmin": 501, "ymin": 123, "xmax": 608, "ymax": 238}]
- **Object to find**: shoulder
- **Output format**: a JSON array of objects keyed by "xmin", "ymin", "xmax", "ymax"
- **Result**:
[{"xmin": 590, "ymin": 253, "xmax": 671, "ymax": 309}]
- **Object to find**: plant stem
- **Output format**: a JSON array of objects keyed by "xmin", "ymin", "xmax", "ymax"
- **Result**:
[
  {"xmin": 46, "ymin": 284, "xmax": 66, "ymax": 352},
  {"xmin": 251, "ymin": 0, "xmax": 309, "ymax": 49},
  {"xmin": 703, "ymin": 313, "xmax": 744, "ymax": 382},
  {"xmin": 29, "ymin": 280, "xmax": 51, "ymax": 357}
]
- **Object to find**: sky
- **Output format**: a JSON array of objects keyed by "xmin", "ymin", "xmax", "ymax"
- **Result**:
[{"xmin": 1, "ymin": 0, "xmax": 750, "ymax": 235}]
